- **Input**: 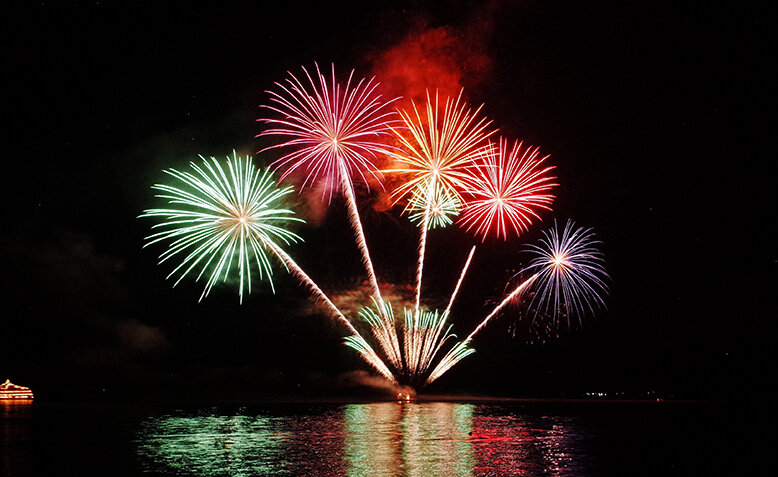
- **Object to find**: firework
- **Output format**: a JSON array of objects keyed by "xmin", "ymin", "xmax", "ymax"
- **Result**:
[
  {"xmin": 141, "ymin": 66, "xmax": 610, "ymax": 392},
  {"xmin": 258, "ymin": 63, "xmax": 399, "ymax": 319},
  {"xmin": 523, "ymin": 219, "xmax": 610, "ymax": 329},
  {"xmin": 353, "ymin": 298, "xmax": 404, "ymax": 372},
  {"xmin": 426, "ymin": 221, "xmax": 609, "ymax": 383},
  {"xmin": 384, "ymin": 89, "xmax": 496, "ymax": 202},
  {"xmin": 258, "ymin": 63, "xmax": 398, "ymax": 198},
  {"xmin": 142, "ymin": 154, "xmax": 607, "ymax": 389},
  {"xmin": 347, "ymin": 300, "xmax": 464, "ymax": 387},
  {"xmin": 425, "ymin": 339, "xmax": 476, "ymax": 386},
  {"xmin": 142, "ymin": 153, "xmax": 395, "ymax": 374},
  {"xmin": 140, "ymin": 152, "xmax": 303, "ymax": 303},
  {"xmin": 343, "ymin": 333, "xmax": 397, "ymax": 382},
  {"xmin": 340, "ymin": 246, "xmax": 478, "ymax": 387},
  {"xmin": 444, "ymin": 246, "xmax": 476, "ymax": 316},
  {"xmin": 464, "ymin": 273, "xmax": 539, "ymax": 344},
  {"xmin": 424, "ymin": 272, "xmax": 537, "ymax": 385},
  {"xmin": 407, "ymin": 180, "xmax": 461, "ymax": 230},
  {"xmin": 402, "ymin": 307, "xmax": 457, "ymax": 380},
  {"xmin": 459, "ymin": 138, "xmax": 558, "ymax": 241},
  {"xmin": 384, "ymin": 89, "xmax": 495, "ymax": 319}
]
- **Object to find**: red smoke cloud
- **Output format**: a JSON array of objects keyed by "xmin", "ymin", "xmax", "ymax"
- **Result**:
[
  {"xmin": 365, "ymin": 17, "xmax": 495, "ymax": 211},
  {"xmin": 369, "ymin": 19, "xmax": 493, "ymax": 105}
]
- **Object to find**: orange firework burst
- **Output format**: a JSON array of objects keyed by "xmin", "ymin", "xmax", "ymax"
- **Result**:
[
  {"xmin": 459, "ymin": 138, "xmax": 558, "ymax": 241},
  {"xmin": 384, "ymin": 89, "xmax": 496, "ymax": 203}
]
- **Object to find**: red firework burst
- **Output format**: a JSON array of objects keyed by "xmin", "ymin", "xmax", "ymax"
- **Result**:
[
  {"xmin": 257, "ymin": 63, "xmax": 399, "ymax": 200},
  {"xmin": 458, "ymin": 138, "xmax": 558, "ymax": 241}
]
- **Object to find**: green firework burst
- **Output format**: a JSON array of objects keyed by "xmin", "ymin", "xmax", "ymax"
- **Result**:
[
  {"xmin": 407, "ymin": 181, "xmax": 461, "ymax": 230},
  {"xmin": 140, "ymin": 151, "xmax": 304, "ymax": 302}
]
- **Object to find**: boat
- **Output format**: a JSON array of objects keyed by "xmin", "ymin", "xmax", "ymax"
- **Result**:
[{"xmin": 0, "ymin": 379, "xmax": 34, "ymax": 400}]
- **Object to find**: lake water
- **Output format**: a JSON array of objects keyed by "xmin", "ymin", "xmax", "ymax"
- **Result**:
[{"xmin": 1, "ymin": 400, "xmax": 738, "ymax": 476}]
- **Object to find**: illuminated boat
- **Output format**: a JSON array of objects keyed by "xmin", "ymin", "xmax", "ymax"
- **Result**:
[{"xmin": 0, "ymin": 379, "xmax": 34, "ymax": 400}]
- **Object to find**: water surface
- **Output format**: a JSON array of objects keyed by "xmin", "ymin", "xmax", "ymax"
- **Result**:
[{"xmin": 1, "ymin": 400, "xmax": 734, "ymax": 476}]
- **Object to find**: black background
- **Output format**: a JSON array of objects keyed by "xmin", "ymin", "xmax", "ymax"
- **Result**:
[{"xmin": 4, "ymin": 0, "xmax": 773, "ymax": 402}]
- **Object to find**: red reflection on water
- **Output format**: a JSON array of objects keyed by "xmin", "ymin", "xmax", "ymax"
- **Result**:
[{"xmin": 469, "ymin": 412, "xmax": 583, "ymax": 475}]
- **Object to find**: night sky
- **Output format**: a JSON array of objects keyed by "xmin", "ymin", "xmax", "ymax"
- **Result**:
[{"xmin": 5, "ymin": 1, "xmax": 773, "ymax": 402}]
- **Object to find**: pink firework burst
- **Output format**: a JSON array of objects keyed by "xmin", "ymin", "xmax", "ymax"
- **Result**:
[
  {"xmin": 257, "ymin": 62, "xmax": 399, "ymax": 200},
  {"xmin": 459, "ymin": 137, "xmax": 558, "ymax": 241}
]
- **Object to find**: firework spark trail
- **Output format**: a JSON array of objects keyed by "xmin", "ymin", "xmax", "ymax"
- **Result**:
[
  {"xmin": 263, "ymin": 241, "xmax": 357, "ymax": 335},
  {"xmin": 347, "ymin": 301, "xmax": 462, "ymax": 384},
  {"xmin": 465, "ymin": 273, "xmax": 539, "ymax": 343},
  {"xmin": 258, "ymin": 63, "xmax": 400, "ymax": 324},
  {"xmin": 355, "ymin": 299, "xmax": 404, "ymax": 373},
  {"xmin": 347, "ymin": 299, "xmax": 463, "ymax": 385},
  {"xmin": 408, "ymin": 182, "xmax": 470, "ymax": 379},
  {"xmin": 415, "ymin": 311, "xmax": 458, "ymax": 378},
  {"xmin": 445, "ymin": 246, "xmax": 476, "ymax": 315},
  {"xmin": 386, "ymin": 89, "xmax": 493, "ymax": 333},
  {"xmin": 140, "ymin": 153, "xmax": 304, "ymax": 303},
  {"xmin": 408, "ymin": 179, "xmax": 461, "ymax": 341},
  {"xmin": 425, "ymin": 339, "xmax": 475, "ymax": 385},
  {"xmin": 413, "ymin": 178, "xmax": 436, "ymax": 318},
  {"xmin": 343, "ymin": 334, "xmax": 397, "ymax": 382},
  {"xmin": 406, "ymin": 183, "xmax": 465, "ymax": 377},
  {"xmin": 407, "ymin": 245, "xmax": 478, "ymax": 379},
  {"xmin": 339, "ymin": 163, "xmax": 405, "ymax": 371},
  {"xmin": 403, "ymin": 308, "xmax": 448, "ymax": 377},
  {"xmin": 423, "ymin": 273, "xmax": 538, "ymax": 386},
  {"xmin": 252, "ymin": 228, "xmax": 399, "ymax": 381},
  {"xmin": 360, "ymin": 245, "xmax": 479, "ymax": 383},
  {"xmin": 337, "ymin": 160, "xmax": 388, "ymax": 317},
  {"xmin": 524, "ymin": 220, "xmax": 609, "ymax": 329},
  {"xmin": 459, "ymin": 138, "xmax": 558, "ymax": 241}
]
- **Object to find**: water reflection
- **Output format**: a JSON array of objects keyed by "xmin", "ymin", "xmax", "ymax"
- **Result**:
[
  {"xmin": 135, "ymin": 410, "xmax": 288, "ymax": 475},
  {"xmin": 135, "ymin": 403, "xmax": 591, "ymax": 475},
  {"xmin": 344, "ymin": 402, "xmax": 475, "ymax": 476},
  {"xmin": 1, "ymin": 402, "xmax": 33, "ymax": 477},
  {"xmin": 469, "ymin": 408, "xmax": 591, "ymax": 475}
]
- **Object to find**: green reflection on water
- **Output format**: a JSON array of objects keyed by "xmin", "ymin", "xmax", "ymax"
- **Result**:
[
  {"xmin": 136, "ymin": 403, "xmax": 478, "ymax": 476},
  {"xmin": 136, "ymin": 410, "xmax": 288, "ymax": 475},
  {"xmin": 344, "ymin": 403, "xmax": 475, "ymax": 476}
]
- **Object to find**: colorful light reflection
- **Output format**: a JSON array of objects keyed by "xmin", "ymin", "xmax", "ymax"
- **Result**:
[{"xmin": 134, "ymin": 403, "xmax": 590, "ymax": 475}]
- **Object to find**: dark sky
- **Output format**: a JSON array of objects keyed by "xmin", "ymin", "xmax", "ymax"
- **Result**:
[{"xmin": 4, "ymin": 1, "xmax": 773, "ymax": 401}]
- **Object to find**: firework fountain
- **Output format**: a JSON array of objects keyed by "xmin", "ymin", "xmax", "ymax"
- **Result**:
[{"xmin": 141, "ymin": 63, "xmax": 609, "ymax": 391}]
